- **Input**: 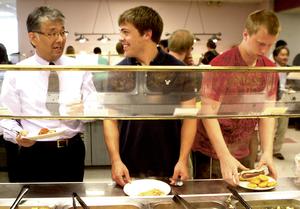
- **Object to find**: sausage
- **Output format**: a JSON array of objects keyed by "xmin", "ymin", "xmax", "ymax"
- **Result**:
[{"xmin": 240, "ymin": 169, "xmax": 265, "ymax": 179}]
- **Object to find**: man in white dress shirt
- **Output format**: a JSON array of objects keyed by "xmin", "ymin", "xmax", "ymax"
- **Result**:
[{"xmin": 0, "ymin": 6, "xmax": 96, "ymax": 182}]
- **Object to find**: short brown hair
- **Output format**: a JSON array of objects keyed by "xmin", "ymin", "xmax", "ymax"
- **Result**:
[
  {"xmin": 245, "ymin": 10, "xmax": 280, "ymax": 36},
  {"xmin": 118, "ymin": 6, "xmax": 163, "ymax": 44},
  {"xmin": 168, "ymin": 29, "xmax": 194, "ymax": 53}
]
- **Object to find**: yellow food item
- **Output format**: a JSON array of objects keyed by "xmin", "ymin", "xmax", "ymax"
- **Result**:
[
  {"xmin": 267, "ymin": 181, "xmax": 277, "ymax": 187},
  {"xmin": 244, "ymin": 174, "xmax": 277, "ymax": 189},
  {"xmin": 249, "ymin": 177, "xmax": 261, "ymax": 185},
  {"xmin": 48, "ymin": 129, "xmax": 56, "ymax": 134},
  {"xmin": 19, "ymin": 130, "xmax": 28, "ymax": 136},
  {"xmin": 258, "ymin": 174, "xmax": 269, "ymax": 182},
  {"xmin": 247, "ymin": 183, "xmax": 258, "ymax": 188},
  {"xmin": 139, "ymin": 188, "xmax": 165, "ymax": 196},
  {"xmin": 258, "ymin": 181, "xmax": 268, "ymax": 188}
]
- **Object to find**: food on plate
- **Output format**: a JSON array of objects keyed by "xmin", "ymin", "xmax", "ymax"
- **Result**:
[
  {"xmin": 241, "ymin": 173, "xmax": 277, "ymax": 189},
  {"xmin": 249, "ymin": 177, "xmax": 261, "ymax": 185},
  {"xmin": 38, "ymin": 128, "xmax": 56, "ymax": 135},
  {"xmin": 247, "ymin": 183, "xmax": 258, "ymax": 188},
  {"xmin": 258, "ymin": 174, "xmax": 269, "ymax": 181},
  {"xmin": 267, "ymin": 181, "xmax": 277, "ymax": 187},
  {"xmin": 138, "ymin": 188, "xmax": 165, "ymax": 196},
  {"xmin": 19, "ymin": 130, "xmax": 29, "ymax": 136},
  {"xmin": 239, "ymin": 168, "xmax": 265, "ymax": 180},
  {"xmin": 258, "ymin": 181, "xmax": 268, "ymax": 188}
]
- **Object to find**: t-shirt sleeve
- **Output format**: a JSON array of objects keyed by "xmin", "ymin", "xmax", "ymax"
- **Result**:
[{"xmin": 200, "ymin": 55, "xmax": 230, "ymax": 101}]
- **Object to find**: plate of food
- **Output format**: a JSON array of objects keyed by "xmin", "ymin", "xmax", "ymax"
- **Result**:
[
  {"xmin": 238, "ymin": 169, "xmax": 277, "ymax": 191},
  {"xmin": 123, "ymin": 179, "xmax": 171, "ymax": 196},
  {"xmin": 21, "ymin": 128, "xmax": 65, "ymax": 141}
]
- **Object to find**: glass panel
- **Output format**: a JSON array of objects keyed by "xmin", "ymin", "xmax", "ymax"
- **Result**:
[{"xmin": 0, "ymin": 65, "xmax": 298, "ymax": 119}]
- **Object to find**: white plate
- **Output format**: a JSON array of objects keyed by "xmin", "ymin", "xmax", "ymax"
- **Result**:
[
  {"xmin": 123, "ymin": 179, "xmax": 171, "ymax": 196},
  {"xmin": 23, "ymin": 128, "xmax": 65, "ymax": 141},
  {"xmin": 239, "ymin": 176, "xmax": 277, "ymax": 191}
]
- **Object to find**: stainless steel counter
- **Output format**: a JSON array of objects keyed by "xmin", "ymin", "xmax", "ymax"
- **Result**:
[{"xmin": 1, "ymin": 178, "xmax": 300, "ymax": 208}]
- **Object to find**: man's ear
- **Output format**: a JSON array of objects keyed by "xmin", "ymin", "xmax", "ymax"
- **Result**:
[
  {"xmin": 242, "ymin": 29, "xmax": 249, "ymax": 41},
  {"xmin": 28, "ymin": 32, "xmax": 38, "ymax": 48},
  {"xmin": 143, "ymin": 29, "xmax": 152, "ymax": 40}
]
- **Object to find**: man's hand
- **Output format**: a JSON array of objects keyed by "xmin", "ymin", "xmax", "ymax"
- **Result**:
[
  {"xmin": 16, "ymin": 132, "xmax": 36, "ymax": 147},
  {"xmin": 65, "ymin": 102, "xmax": 83, "ymax": 115},
  {"xmin": 220, "ymin": 154, "xmax": 248, "ymax": 186},
  {"xmin": 169, "ymin": 160, "xmax": 189, "ymax": 185},
  {"xmin": 111, "ymin": 160, "xmax": 131, "ymax": 187},
  {"xmin": 184, "ymin": 53, "xmax": 194, "ymax": 66},
  {"xmin": 257, "ymin": 152, "xmax": 277, "ymax": 179}
]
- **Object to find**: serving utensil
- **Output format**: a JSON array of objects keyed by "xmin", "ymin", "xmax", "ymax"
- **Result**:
[
  {"xmin": 10, "ymin": 185, "xmax": 30, "ymax": 209},
  {"xmin": 227, "ymin": 186, "xmax": 252, "ymax": 209},
  {"xmin": 72, "ymin": 192, "xmax": 89, "ymax": 209},
  {"xmin": 172, "ymin": 192, "xmax": 197, "ymax": 209}
]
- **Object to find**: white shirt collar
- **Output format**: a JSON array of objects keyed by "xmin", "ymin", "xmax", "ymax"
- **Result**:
[{"xmin": 33, "ymin": 53, "xmax": 63, "ymax": 65}]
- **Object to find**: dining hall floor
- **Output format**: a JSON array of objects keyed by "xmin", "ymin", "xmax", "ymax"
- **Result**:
[{"xmin": 0, "ymin": 127, "xmax": 299, "ymax": 183}]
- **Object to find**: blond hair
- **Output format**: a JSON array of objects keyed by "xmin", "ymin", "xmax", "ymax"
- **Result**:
[
  {"xmin": 245, "ymin": 10, "xmax": 280, "ymax": 36},
  {"xmin": 168, "ymin": 29, "xmax": 194, "ymax": 53}
]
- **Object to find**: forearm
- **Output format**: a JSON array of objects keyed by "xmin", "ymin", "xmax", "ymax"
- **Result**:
[
  {"xmin": 202, "ymin": 118, "xmax": 231, "ymax": 159},
  {"xmin": 103, "ymin": 120, "xmax": 122, "ymax": 163},
  {"xmin": 178, "ymin": 98, "xmax": 197, "ymax": 162},
  {"xmin": 259, "ymin": 118, "xmax": 275, "ymax": 156},
  {"xmin": 178, "ymin": 118, "xmax": 196, "ymax": 162}
]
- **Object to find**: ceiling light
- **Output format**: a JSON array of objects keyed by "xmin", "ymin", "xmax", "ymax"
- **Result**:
[
  {"xmin": 97, "ymin": 35, "xmax": 111, "ymax": 43},
  {"xmin": 194, "ymin": 37, "xmax": 201, "ymax": 43},
  {"xmin": 211, "ymin": 34, "xmax": 221, "ymax": 43},
  {"xmin": 75, "ymin": 34, "xmax": 89, "ymax": 43}
]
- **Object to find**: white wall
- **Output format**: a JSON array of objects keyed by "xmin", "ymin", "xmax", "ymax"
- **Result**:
[
  {"xmin": 17, "ymin": 0, "xmax": 273, "ymax": 61},
  {"xmin": 277, "ymin": 13, "xmax": 300, "ymax": 65}
]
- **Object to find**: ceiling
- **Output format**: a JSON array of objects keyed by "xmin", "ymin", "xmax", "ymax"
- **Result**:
[{"xmin": 3, "ymin": 0, "xmax": 300, "ymax": 14}]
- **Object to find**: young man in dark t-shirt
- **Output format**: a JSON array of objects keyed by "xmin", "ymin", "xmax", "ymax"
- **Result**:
[{"xmin": 103, "ymin": 6, "xmax": 196, "ymax": 187}]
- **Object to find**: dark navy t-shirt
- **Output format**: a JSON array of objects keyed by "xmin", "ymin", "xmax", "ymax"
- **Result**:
[{"xmin": 115, "ymin": 48, "xmax": 193, "ymax": 177}]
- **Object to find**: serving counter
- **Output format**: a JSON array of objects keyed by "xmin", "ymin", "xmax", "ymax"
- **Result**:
[{"xmin": 0, "ymin": 178, "xmax": 300, "ymax": 209}]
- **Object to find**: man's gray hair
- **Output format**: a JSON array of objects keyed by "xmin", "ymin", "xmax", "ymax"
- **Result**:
[{"xmin": 26, "ymin": 6, "xmax": 65, "ymax": 32}]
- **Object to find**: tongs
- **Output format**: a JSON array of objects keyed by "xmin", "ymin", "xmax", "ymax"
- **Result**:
[
  {"xmin": 172, "ymin": 193, "xmax": 197, "ymax": 209},
  {"xmin": 72, "ymin": 192, "xmax": 89, "ymax": 209},
  {"xmin": 10, "ymin": 185, "xmax": 30, "ymax": 209},
  {"xmin": 227, "ymin": 186, "xmax": 252, "ymax": 209}
]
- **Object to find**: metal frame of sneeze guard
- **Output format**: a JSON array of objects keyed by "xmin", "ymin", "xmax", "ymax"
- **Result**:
[{"xmin": 0, "ymin": 65, "xmax": 299, "ymax": 120}]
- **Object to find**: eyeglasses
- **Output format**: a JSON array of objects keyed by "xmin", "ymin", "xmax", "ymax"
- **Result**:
[{"xmin": 33, "ymin": 30, "xmax": 69, "ymax": 39}]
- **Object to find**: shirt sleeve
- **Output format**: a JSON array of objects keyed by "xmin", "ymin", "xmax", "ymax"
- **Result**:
[
  {"xmin": 0, "ymin": 71, "xmax": 23, "ymax": 143},
  {"xmin": 201, "ymin": 71, "xmax": 230, "ymax": 101},
  {"xmin": 82, "ymin": 71, "xmax": 99, "ymax": 121}
]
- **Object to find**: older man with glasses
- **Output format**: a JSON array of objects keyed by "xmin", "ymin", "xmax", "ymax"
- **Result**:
[{"xmin": 0, "ymin": 6, "xmax": 96, "ymax": 182}]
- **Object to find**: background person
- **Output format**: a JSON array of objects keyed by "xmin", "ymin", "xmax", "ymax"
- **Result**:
[
  {"xmin": 168, "ymin": 29, "xmax": 194, "ymax": 66},
  {"xmin": 103, "ymin": 5, "xmax": 196, "ymax": 187},
  {"xmin": 273, "ymin": 45, "xmax": 290, "ymax": 160},
  {"xmin": 0, "ymin": 6, "xmax": 96, "ymax": 182},
  {"xmin": 65, "ymin": 45, "xmax": 76, "ymax": 58},
  {"xmin": 0, "ymin": 43, "xmax": 10, "ymax": 64},
  {"xmin": 158, "ymin": 39, "xmax": 169, "ymax": 53},
  {"xmin": 198, "ymin": 39, "xmax": 219, "ymax": 65},
  {"xmin": 93, "ymin": 46, "xmax": 109, "ymax": 65},
  {"xmin": 192, "ymin": 9, "xmax": 280, "ymax": 186},
  {"xmin": 0, "ymin": 43, "xmax": 18, "ymax": 182}
]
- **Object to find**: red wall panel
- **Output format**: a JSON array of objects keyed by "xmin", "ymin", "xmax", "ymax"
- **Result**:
[{"xmin": 274, "ymin": 0, "xmax": 300, "ymax": 12}]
